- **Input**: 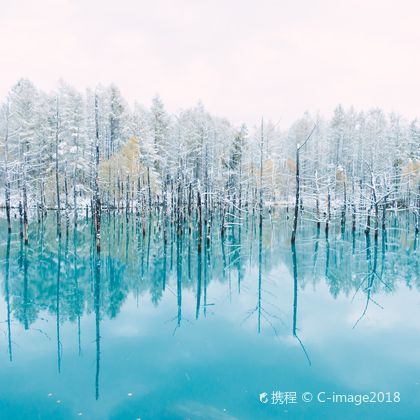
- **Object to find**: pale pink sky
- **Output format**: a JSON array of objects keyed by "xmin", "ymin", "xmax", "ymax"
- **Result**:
[{"xmin": 1, "ymin": 0, "xmax": 419, "ymax": 126}]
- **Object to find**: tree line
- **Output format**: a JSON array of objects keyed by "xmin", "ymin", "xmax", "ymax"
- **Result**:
[{"xmin": 1, "ymin": 79, "xmax": 419, "ymax": 244}]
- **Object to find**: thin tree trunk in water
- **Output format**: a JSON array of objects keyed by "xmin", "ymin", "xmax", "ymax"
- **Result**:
[
  {"xmin": 197, "ymin": 190, "xmax": 202, "ymax": 254},
  {"xmin": 238, "ymin": 159, "xmax": 242, "ymax": 213},
  {"xmin": 315, "ymin": 171, "xmax": 320, "ymax": 229},
  {"xmin": 55, "ymin": 98, "xmax": 61, "ymax": 235},
  {"xmin": 382, "ymin": 194, "xmax": 387, "ymax": 231},
  {"xmin": 206, "ymin": 216, "xmax": 211, "ymax": 248},
  {"xmin": 371, "ymin": 173, "xmax": 379, "ymax": 240},
  {"xmin": 117, "ymin": 175, "xmax": 121, "ymax": 211},
  {"xmin": 220, "ymin": 189, "xmax": 226, "ymax": 237},
  {"xmin": 93, "ymin": 94, "xmax": 101, "ymax": 252},
  {"xmin": 36, "ymin": 184, "xmax": 41, "ymax": 224},
  {"xmin": 18, "ymin": 185, "xmax": 23, "ymax": 239},
  {"xmin": 352, "ymin": 180, "xmax": 356, "ymax": 232},
  {"xmin": 93, "ymin": 94, "xmax": 102, "ymax": 398},
  {"xmin": 177, "ymin": 180, "xmax": 182, "ymax": 237},
  {"xmin": 64, "ymin": 165, "xmax": 69, "ymax": 214},
  {"xmin": 22, "ymin": 180, "xmax": 28, "ymax": 244},
  {"xmin": 136, "ymin": 174, "xmax": 141, "ymax": 218},
  {"xmin": 125, "ymin": 175, "xmax": 130, "ymax": 217},
  {"xmin": 22, "ymin": 136, "xmax": 29, "ymax": 245},
  {"xmin": 42, "ymin": 180, "xmax": 47, "ymax": 218},
  {"xmin": 341, "ymin": 181, "xmax": 346, "ymax": 234},
  {"xmin": 326, "ymin": 186, "xmax": 331, "ymax": 237},
  {"xmin": 259, "ymin": 118, "xmax": 264, "ymax": 231},
  {"xmin": 188, "ymin": 181, "xmax": 192, "ymax": 234},
  {"xmin": 73, "ymin": 168, "xmax": 78, "ymax": 226},
  {"xmin": 147, "ymin": 166, "xmax": 152, "ymax": 213},
  {"xmin": 291, "ymin": 146, "xmax": 300, "ymax": 244},
  {"xmin": 291, "ymin": 125, "xmax": 316, "ymax": 244},
  {"xmin": 365, "ymin": 207, "xmax": 371, "ymax": 235},
  {"xmin": 4, "ymin": 101, "xmax": 11, "ymax": 233}
]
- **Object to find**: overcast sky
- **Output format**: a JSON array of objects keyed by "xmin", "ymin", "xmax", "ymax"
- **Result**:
[{"xmin": 1, "ymin": 0, "xmax": 419, "ymax": 127}]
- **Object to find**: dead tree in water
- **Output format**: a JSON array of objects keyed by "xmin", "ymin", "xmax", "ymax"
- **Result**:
[
  {"xmin": 291, "ymin": 125, "xmax": 316, "ymax": 244},
  {"xmin": 93, "ymin": 93, "xmax": 102, "ymax": 398},
  {"xmin": 55, "ymin": 97, "xmax": 62, "ymax": 236},
  {"xmin": 341, "ymin": 181, "xmax": 347, "ymax": 235},
  {"xmin": 326, "ymin": 185, "xmax": 331, "ymax": 236},
  {"xmin": 365, "ymin": 172, "xmax": 391, "ymax": 239},
  {"xmin": 259, "ymin": 118, "xmax": 264, "ymax": 230},
  {"xmin": 351, "ymin": 180, "xmax": 357, "ymax": 232},
  {"xmin": 93, "ymin": 94, "xmax": 101, "ymax": 252},
  {"xmin": 197, "ymin": 188, "xmax": 203, "ymax": 254},
  {"xmin": 2, "ymin": 99, "xmax": 12, "ymax": 232},
  {"xmin": 315, "ymin": 171, "xmax": 321, "ymax": 229}
]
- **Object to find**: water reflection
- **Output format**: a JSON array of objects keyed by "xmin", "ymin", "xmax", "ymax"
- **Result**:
[
  {"xmin": 5, "ymin": 232, "xmax": 12, "ymax": 362},
  {"xmin": 0, "ymin": 210, "xmax": 419, "ymax": 410},
  {"xmin": 291, "ymin": 242, "xmax": 311, "ymax": 366}
]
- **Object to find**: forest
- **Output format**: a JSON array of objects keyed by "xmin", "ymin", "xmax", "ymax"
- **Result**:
[{"xmin": 1, "ymin": 79, "xmax": 419, "ymax": 246}]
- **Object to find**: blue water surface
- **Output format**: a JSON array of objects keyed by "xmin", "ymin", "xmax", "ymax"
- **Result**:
[{"xmin": 0, "ymin": 213, "xmax": 419, "ymax": 419}]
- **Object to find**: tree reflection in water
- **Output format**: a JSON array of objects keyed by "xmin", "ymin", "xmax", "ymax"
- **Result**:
[{"xmin": 0, "ymin": 209, "xmax": 418, "ymax": 398}]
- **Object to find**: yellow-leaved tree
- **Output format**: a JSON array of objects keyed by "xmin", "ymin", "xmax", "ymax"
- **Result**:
[
  {"xmin": 401, "ymin": 159, "xmax": 420, "ymax": 188},
  {"xmin": 99, "ymin": 136, "xmax": 159, "ymax": 205}
]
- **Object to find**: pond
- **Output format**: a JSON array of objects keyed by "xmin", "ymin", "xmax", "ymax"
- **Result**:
[{"xmin": 0, "ymin": 211, "xmax": 419, "ymax": 419}]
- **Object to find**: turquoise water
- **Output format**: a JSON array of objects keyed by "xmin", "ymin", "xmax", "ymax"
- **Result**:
[{"xmin": 0, "ymin": 212, "xmax": 419, "ymax": 419}]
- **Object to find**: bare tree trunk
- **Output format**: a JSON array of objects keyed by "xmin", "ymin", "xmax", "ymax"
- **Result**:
[
  {"xmin": 125, "ymin": 175, "xmax": 130, "ymax": 217},
  {"xmin": 382, "ymin": 190, "xmax": 388, "ymax": 231},
  {"xmin": 64, "ymin": 164, "xmax": 69, "ymax": 213},
  {"xmin": 365, "ymin": 206, "xmax": 371, "ymax": 235},
  {"xmin": 147, "ymin": 166, "xmax": 152, "ymax": 213},
  {"xmin": 93, "ymin": 94, "xmax": 101, "ymax": 252},
  {"xmin": 22, "ymin": 133, "xmax": 29, "ymax": 245},
  {"xmin": 291, "ymin": 125, "xmax": 316, "ymax": 244},
  {"xmin": 371, "ymin": 173, "xmax": 379, "ymax": 240},
  {"xmin": 315, "ymin": 171, "xmax": 320, "ymax": 229},
  {"xmin": 197, "ymin": 189, "xmax": 202, "ymax": 254},
  {"xmin": 325, "ymin": 185, "xmax": 331, "ymax": 237},
  {"xmin": 3, "ymin": 100, "xmax": 11, "ymax": 233},
  {"xmin": 55, "ymin": 99, "xmax": 62, "ymax": 236},
  {"xmin": 291, "ymin": 145, "xmax": 300, "ymax": 244},
  {"xmin": 341, "ymin": 181, "xmax": 346, "ymax": 233},
  {"xmin": 22, "ymin": 174, "xmax": 28, "ymax": 245},
  {"xmin": 73, "ymin": 168, "xmax": 78, "ymax": 226},
  {"xmin": 188, "ymin": 181, "xmax": 192, "ymax": 234},
  {"xmin": 136, "ymin": 173, "xmax": 141, "ymax": 218},
  {"xmin": 352, "ymin": 180, "xmax": 356, "ymax": 232},
  {"xmin": 259, "ymin": 118, "xmax": 264, "ymax": 230}
]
